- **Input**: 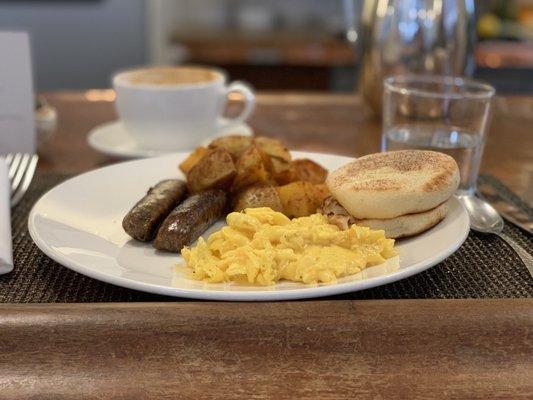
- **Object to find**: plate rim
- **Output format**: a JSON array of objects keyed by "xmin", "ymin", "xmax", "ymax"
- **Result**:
[{"xmin": 28, "ymin": 151, "xmax": 470, "ymax": 301}]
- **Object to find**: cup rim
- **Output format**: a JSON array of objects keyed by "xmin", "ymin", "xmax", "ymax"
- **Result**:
[
  {"xmin": 112, "ymin": 65, "xmax": 227, "ymax": 90},
  {"xmin": 384, "ymin": 75, "xmax": 495, "ymax": 100}
]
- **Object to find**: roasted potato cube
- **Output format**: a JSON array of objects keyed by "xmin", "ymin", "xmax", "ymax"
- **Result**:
[
  {"xmin": 276, "ymin": 181, "xmax": 326, "ymax": 218},
  {"xmin": 208, "ymin": 135, "xmax": 254, "ymax": 160},
  {"xmin": 179, "ymin": 146, "xmax": 208, "ymax": 174},
  {"xmin": 253, "ymin": 137, "xmax": 293, "ymax": 184},
  {"xmin": 269, "ymin": 158, "xmax": 295, "ymax": 185},
  {"xmin": 233, "ymin": 185, "xmax": 283, "ymax": 212},
  {"xmin": 313, "ymin": 184, "xmax": 331, "ymax": 203},
  {"xmin": 292, "ymin": 159, "xmax": 328, "ymax": 184},
  {"xmin": 187, "ymin": 148, "xmax": 236, "ymax": 192},
  {"xmin": 231, "ymin": 146, "xmax": 271, "ymax": 192},
  {"xmin": 253, "ymin": 136, "xmax": 292, "ymax": 164}
]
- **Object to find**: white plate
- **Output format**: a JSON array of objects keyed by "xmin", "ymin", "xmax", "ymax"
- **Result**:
[
  {"xmin": 28, "ymin": 151, "xmax": 469, "ymax": 301},
  {"xmin": 87, "ymin": 120, "xmax": 253, "ymax": 159}
]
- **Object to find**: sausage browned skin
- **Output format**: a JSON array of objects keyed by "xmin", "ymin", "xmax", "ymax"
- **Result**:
[
  {"xmin": 122, "ymin": 180, "xmax": 188, "ymax": 241},
  {"xmin": 153, "ymin": 189, "xmax": 226, "ymax": 252}
]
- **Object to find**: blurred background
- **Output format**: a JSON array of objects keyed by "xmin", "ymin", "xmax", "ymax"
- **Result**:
[{"xmin": 1, "ymin": 0, "xmax": 533, "ymax": 93}]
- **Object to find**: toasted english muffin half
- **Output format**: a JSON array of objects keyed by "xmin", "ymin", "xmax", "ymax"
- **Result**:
[
  {"xmin": 355, "ymin": 199, "xmax": 450, "ymax": 239},
  {"xmin": 326, "ymin": 150, "xmax": 459, "ymax": 219}
]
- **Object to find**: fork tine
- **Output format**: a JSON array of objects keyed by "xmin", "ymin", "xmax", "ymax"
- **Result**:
[
  {"xmin": 10, "ymin": 154, "xmax": 38, "ymax": 207},
  {"xmin": 11, "ymin": 153, "xmax": 30, "ymax": 193},
  {"xmin": 5, "ymin": 153, "xmax": 13, "ymax": 166},
  {"xmin": 8, "ymin": 153, "xmax": 22, "ymax": 180}
]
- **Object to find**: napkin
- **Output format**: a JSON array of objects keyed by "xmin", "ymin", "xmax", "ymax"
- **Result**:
[{"xmin": 0, "ymin": 158, "xmax": 13, "ymax": 274}]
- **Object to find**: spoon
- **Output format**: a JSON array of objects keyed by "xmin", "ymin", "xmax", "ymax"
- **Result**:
[{"xmin": 458, "ymin": 195, "xmax": 533, "ymax": 277}]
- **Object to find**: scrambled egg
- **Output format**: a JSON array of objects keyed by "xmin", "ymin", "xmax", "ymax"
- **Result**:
[{"xmin": 181, "ymin": 207, "xmax": 397, "ymax": 286}]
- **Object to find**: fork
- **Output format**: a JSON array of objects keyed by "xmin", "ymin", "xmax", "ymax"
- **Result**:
[{"xmin": 4, "ymin": 153, "xmax": 39, "ymax": 207}]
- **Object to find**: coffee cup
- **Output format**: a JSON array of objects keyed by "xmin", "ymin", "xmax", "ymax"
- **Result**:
[{"xmin": 113, "ymin": 66, "xmax": 255, "ymax": 150}]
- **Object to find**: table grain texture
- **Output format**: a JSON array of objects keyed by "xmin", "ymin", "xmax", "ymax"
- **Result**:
[
  {"xmin": 3, "ymin": 91, "xmax": 531, "ymax": 399},
  {"xmin": 0, "ymin": 300, "xmax": 532, "ymax": 399}
]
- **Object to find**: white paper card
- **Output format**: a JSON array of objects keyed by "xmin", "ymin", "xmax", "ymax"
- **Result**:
[
  {"xmin": 0, "ymin": 32, "xmax": 35, "ymax": 155},
  {"xmin": 0, "ymin": 158, "xmax": 13, "ymax": 274}
]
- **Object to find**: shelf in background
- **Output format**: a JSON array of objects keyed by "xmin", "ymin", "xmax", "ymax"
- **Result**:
[{"xmin": 172, "ymin": 31, "xmax": 533, "ymax": 70}]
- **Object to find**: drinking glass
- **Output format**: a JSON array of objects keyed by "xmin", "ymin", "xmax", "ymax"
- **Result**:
[{"xmin": 382, "ymin": 75, "xmax": 495, "ymax": 195}]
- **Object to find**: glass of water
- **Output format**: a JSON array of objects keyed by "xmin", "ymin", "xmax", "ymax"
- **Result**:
[{"xmin": 382, "ymin": 75, "xmax": 495, "ymax": 196}]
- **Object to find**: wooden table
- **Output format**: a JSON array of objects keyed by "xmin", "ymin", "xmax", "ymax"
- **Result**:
[
  {"xmin": 3, "ymin": 91, "xmax": 532, "ymax": 399},
  {"xmin": 39, "ymin": 91, "xmax": 532, "ymax": 203},
  {"xmin": 1, "ymin": 300, "xmax": 532, "ymax": 399}
]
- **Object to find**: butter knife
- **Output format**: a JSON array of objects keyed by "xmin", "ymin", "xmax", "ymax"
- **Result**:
[{"xmin": 477, "ymin": 180, "xmax": 532, "ymax": 235}]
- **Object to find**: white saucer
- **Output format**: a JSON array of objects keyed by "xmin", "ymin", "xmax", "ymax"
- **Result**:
[{"xmin": 87, "ymin": 120, "xmax": 254, "ymax": 159}]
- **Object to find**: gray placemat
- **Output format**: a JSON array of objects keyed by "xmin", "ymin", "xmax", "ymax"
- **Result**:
[{"xmin": 0, "ymin": 173, "xmax": 531, "ymax": 302}]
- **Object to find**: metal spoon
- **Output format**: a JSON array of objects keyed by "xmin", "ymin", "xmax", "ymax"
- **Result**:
[{"xmin": 458, "ymin": 195, "xmax": 533, "ymax": 277}]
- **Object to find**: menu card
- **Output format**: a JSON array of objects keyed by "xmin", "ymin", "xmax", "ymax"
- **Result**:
[{"xmin": 0, "ymin": 32, "xmax": 35, "ymax": 155}]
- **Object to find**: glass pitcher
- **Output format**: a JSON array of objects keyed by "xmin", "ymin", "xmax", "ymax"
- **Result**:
[{"xmin": 344, "ymin": 0, "xmax": 476, "ymax": 114}]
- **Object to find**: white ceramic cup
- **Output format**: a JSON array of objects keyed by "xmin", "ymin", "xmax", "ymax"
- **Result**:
[{"xmin": 113, "ymin": 66, "xmax": 255, "ymax": 151}]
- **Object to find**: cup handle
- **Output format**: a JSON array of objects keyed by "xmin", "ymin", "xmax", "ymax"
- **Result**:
[{"xmin": 217, "ymin": 81, "xmax": 255, "ymax": 131}]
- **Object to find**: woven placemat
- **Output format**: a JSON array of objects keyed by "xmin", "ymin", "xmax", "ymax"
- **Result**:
[{"xmin": 0, "ymin": 173, "xmax": 531, "ymax": 302}]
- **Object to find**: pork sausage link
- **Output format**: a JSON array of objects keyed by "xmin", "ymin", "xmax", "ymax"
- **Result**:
[
  {"xmin": 153, "ymin": 189, "xmax": 226, "ymax": 252},
  {"xmin": 122, "ymin": 180, "xmax": 187, "ymax": 241}
]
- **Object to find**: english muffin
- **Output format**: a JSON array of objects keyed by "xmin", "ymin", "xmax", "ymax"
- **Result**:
[
  {"xmin": 326, "ymin": 150, "xmax": 459, "ymax": 219},
  {"xmin": 355, "ymin": 199, "xmax": 450, "ymax": 239}
]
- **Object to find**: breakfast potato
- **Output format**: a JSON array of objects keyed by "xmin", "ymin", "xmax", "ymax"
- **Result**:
[
  {"xmin": 233, "ymin": 185, "xmax": 283, "ymax": 212},
  {"xmin": 253, "ymin": 137, "xmax": 292, "ymax": 164},
  {"xmin": 187, "ymin": 148, "xmax": 237, "ymax": 193},
  {"xmin": 231, "ymin": 146, "xmax": 271, "ymax": 192},
  {"xmin": 208, "ymin": 135, "xmax": 254, "ymax": 160},
  {"xmin": 269, "ymin": 158, "xmax": 295, "ymax": 185},
  {"xmin": 179, "ymin": 146, "xmax": 207, "ymax": 174},
  {"xmin": 313, "ymin": 183, "xmax": 331, "ymax": 203},
  {"xmin": 292, "ymin": 159, "xmax": 328, "ymax": 184},
  {"xmin": 276, "ymin": 181, "xmax": 327, "ymax": 218}
]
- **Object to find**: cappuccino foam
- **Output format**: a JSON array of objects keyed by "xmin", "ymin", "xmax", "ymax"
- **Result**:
[{"xmin": 124, "ymin": 67, "xmax": 220, "ymax": 86}]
